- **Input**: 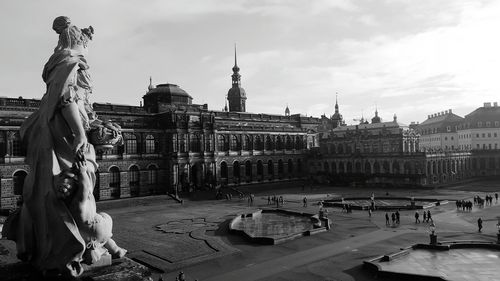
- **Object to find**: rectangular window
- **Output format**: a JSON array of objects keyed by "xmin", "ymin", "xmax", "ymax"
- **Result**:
[
  {"xmin": 488, "ymin": 133, "xmax": 491, "ymax": 138},
  {"xmin": 486, "ymin": 121, "xmax": 491, "ymax": 127},
  {"xmin": 478, "ymin": 121, "xmax": 482, "ymax": 127},
  {"xmin": 447, "ymin": 126, "xmax": 451, "ymax": 132}
]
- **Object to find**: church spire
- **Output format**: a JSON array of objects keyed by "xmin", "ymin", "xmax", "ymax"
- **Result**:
[
  {"xmin": 227, "ymin": 44, "xmax": 247, "ymax": 112},
  {"xmin": 232, "ymin": 44, "xmax": 241, "ymax": 86},
  {"xmin": 148, "ymin": 76, "xmax": 154, "ymax": 91},
  {"xmin": 334, "ymin": 92, "xmax": 339, "ymax": 113}
]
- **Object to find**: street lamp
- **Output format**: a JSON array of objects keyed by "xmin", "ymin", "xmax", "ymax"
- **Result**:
[{"xmin": 429, "ymin": 222, "xmax": 437, "ymax": 245}]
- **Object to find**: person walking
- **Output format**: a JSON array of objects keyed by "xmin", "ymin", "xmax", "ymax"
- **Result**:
[
  {"xmin": 303, "ymin": 196, "xmax": 308, "ymax": 207},
  {"xmin": 496, "ymin": 193, "xmax": 498, "ymax": 203},
  {"xmin": 427, "ymin": 210, "xmax": 432, "ymax": 222},
  {"xmin": 395, "ymin": 210, "xmax": 400, "ymax": 224},
  {"xmin": 368, "ymin": 208, "xmax": 372, "ymax": 218},
  {"xmin": 391, "ymin": 213, "xmax": 396, "ymax": 226},
  {"xmin": 478, "ymin": 217, "xmax": 483, "ymax": 232},
  {"xmin": 267, "ymin": 195, "xmax": 271, "ymax": 205},
  {"xmin": 415, "ymin": 211, "xmax": 420, "ymax": 223},
  {"xmin": 423, "ymin": 211, "xmax": 427, "ymax": 222},
  {"xmin": 385, "ymin": 213, "xmax": 390, "ymax": 226}
]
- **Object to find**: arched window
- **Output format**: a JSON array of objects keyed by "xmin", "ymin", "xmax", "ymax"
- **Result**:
[
  {"xmin": 230, "ymin": 135, "xmax": 240, "ymax": 151},
  {"xmin": 295, "ymin": 136, "xmax": 304, "ymax": 149},
  {"xmin": 374, "ymin": 162, "xmax": 380, "ymax": 173},
  {"xmin": 285, "ymin": 135, "xmax": 293, "ymax": 150},
  {"xmin": 129, "ymin": 165, "xmax": 140, "ymax": 196},
  {"xmin": 233, "ymin": 161, "xmax": 240, "ymax": 180},
  {"xmin": 257, "ymin": 161, "xmax": 263, "ymax": 178},
  {"xmin": 245, "ymin": 161, "xmax": 252, "ymax": 180},
  {"xmin": 288, "ymin": 159, "xmax": 293, "ymax": 174},
  {"xmin": 276, "ymin": 136, "xmax": 283, "ymax": 150},
  {"xmin": 278, "ymin": 159, "xmax": 284, "ymax": 176},
  {"xmin": 365, "ymin": 162, "xmax": 371, "ymax": 174},
  {"xmin": 297, "ymin": 159, "xmax": 302, "ymax": 174},
  {"xmin": 338, "ymin": 162, "xmax": 345, "ymax": 173},
  {"xmin": 254, "ymin": 135, "xmax": 263, "ymax": 150},
  {"xmin": 125, "ymin": 134, "xmax": 137, "ymax": 154},
  {"xmin": 12, "ymin": 132, "xmax": 25, "ymax": 156},
  {"xmin": 109, "ymin": 166, "xmax": 120, "ymax": 198},
  {"xmin": 242, "ymin": 135, "xmax": 251, "ymax": 151},
  {"xmin": 383, "ymin": 161, "xmax": 390, "ymax": 173},
  {"xmin": 267, "ymin": 160, "xmax": 274, "ymax": 177},
  {"xmin": 148, "ymin": 165, "xmax": 158, "ymax": 185},
  {"xmin": 190, "ymin": 134, "xmax": 201, "ymax": 152},
  {"xmin": 145, "ymin": 135, "xmax": 155, "ymax": 154},
  {"xmin": 346, "ymin": 162, "xmax": 353, "ymax": 173},
  {"xmin": 393, "ymin": 161, "xmax": 400, "ymax": 174},
  {"xmin": 265, "ymin": 135, "xmax": 274, "ymax": 150},
  {"xmin": 355, "ymin": 162, "xmax": 362, "ymax": 173},
  {"xmin": 220, "ymin": 162, "xmax": 228, "ymax": 179},
  {"xmin": 218, "ymin": 135, "xmax": 229, "ymax": 151},
  {"xmin": 13, "ymin": 170, "xmax": 27, "ymax": 196}
]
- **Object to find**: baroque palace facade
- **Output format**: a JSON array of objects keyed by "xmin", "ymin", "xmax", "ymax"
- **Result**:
[
  {"xmin": 312, "ymin": 108, "xmax": 426, "ymax": 187},
  {"xmin": 0, "ymin": 53, "xmax": 319, "ymax": 210}
]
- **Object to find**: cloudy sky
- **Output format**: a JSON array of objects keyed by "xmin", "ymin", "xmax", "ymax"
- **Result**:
[{"xmin": 0, "ymin": 0, "xmax": 498, "ymax": 124}]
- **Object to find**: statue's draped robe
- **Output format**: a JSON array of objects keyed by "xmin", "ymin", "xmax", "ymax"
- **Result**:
[{"xmin": 4, "ymin": 49, "xmax": 97, "ymax": 276}]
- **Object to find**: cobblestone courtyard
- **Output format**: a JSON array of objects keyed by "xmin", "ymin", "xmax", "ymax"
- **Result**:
[{"xmin": 2, "ymin": 179, "xmax": 500, "ymax": 280}]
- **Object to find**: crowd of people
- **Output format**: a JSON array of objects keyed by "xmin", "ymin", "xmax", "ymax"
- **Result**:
[
  {"xmin": 456, "ymin": 200, "xmax": 473, "ymax": 212},
  {"xmin": 384, "ymin": 211, "xmax": 400, "ymax": 226},
  {"xmin": 267, "ymin": 194, "xmax": 285, "ymax": 207}
]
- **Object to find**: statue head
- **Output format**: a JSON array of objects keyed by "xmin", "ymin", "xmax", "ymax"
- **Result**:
[{"xmin": 52, "ymin": 16, "xmax": 94, "ymax": 53}]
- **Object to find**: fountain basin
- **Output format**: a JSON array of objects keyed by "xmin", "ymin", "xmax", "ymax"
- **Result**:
[
  {"xmin": 229, "ymin": 209, "xmax": 328, "ymax": 245},
  {"xmin": 364, "ymin": 241, "xmax": 500, "ymax": 281}
]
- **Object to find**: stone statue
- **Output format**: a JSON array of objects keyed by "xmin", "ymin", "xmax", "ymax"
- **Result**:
[{"xmin": 2, "ymin": 16, "xmax": 125, "ymax": 277}]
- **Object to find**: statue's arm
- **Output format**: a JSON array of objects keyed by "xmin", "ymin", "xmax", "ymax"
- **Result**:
[
  {"xmin": 73, "ymin": 160, "xmax": 93, "ymax": 222},
  {"xmin": 61, "ymin": 102, "xmax": 88, "ymax": 154}
]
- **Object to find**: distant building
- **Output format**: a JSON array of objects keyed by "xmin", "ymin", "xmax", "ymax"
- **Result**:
[
  {"xmin": 313, "ymin": 109, "xmax": 426, "ymax": 186},
  {"xmin": 458, "ymin": 102, "xmax": 500, "ymax": 151},
  {"xmin": 416, "ymin": 109, "xmax": 464, "ymax": 152},
  {"xmin": 458, "ymin": 102, "xmax": 500, "ymax": 177}
]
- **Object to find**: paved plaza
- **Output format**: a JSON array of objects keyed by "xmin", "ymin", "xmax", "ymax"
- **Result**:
[{"xmin": 2, "ymin": 180, "xmax": 500, "ymax": 280}]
